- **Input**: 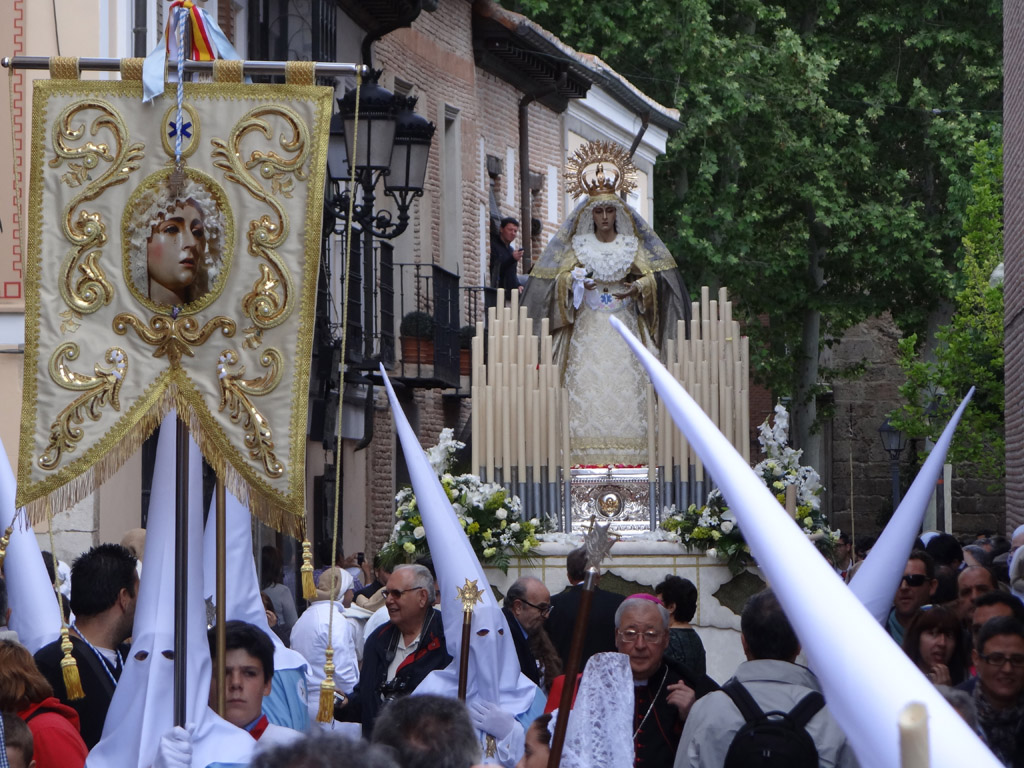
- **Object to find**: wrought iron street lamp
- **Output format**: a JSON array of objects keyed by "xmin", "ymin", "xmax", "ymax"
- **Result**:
[
  {"xmin": 325, "ymin": 70, "xmax": 434, "ymax": 241},
  {"xmin": 878, "ymin": 417, "xmax": 907, "ymax": 509}
]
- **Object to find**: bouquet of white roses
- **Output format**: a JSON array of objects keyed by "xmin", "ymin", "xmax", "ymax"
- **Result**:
[
  {"xmin": 661, "ymin": 403, "xmax": 838, "ymax": 573},
  {"xmin": 379, "ymin": 428, "xmax": 542, "ymax": 573}
]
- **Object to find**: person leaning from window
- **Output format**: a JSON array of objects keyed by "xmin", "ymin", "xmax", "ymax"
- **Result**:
[{"xmin": 490, "ymin": 216, "xmax": 524, "ymax": 301}]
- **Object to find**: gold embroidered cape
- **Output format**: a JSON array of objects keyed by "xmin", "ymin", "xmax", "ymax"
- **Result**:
[{"xmin": 17, "ymin": 76, "xmax": 333, "ymax": 536}]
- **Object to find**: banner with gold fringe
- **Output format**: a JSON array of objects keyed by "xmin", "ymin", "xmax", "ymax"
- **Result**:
[{"xmin": 16, "ymin": 72, "xmax": 333, "ymax": 537}]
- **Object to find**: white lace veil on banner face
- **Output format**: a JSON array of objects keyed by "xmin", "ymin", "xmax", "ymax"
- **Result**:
[{"xmin": 18, "ymin": 78, "xmax": 334, "ymax": 537}]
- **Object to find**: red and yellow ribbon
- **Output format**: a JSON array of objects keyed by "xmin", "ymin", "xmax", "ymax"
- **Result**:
[{"xmin": 167, "ymin": 1, "xmax": 216, "ymax": 61}]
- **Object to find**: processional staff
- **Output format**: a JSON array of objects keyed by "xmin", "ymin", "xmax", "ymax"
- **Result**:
[
  {"xmin": 457, "ymin": 578, "xmax": 486, "ymax": 700},
  {"xmin": 546, "ymin": 520, "xmax": 616, "ymax": 768}
]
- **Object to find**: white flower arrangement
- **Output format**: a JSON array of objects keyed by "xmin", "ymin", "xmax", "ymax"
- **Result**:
[
  {"xmin": 662, "ymin": 403, "xmax": 838, "ymax": 573},
  {"xmin": 381, "ymin": 429, "xmax": 543, "ymax": 573}
]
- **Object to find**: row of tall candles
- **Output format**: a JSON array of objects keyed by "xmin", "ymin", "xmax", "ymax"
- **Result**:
[
  {"xmin": 468, "ymin": 291, "xmax": 567, "ymax": 482},
  {"xmin": 661, "ymin": 285, "xmax": 752, "ymax": 478},
  {"xmin": 468, "ymin": 286, "xmax": 751, "ymax": 487}
]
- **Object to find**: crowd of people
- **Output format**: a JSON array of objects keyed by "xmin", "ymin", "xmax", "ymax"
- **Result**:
[{"xmin": 1, "ymin": 527, "xmax": 1023, "ymax": 767}]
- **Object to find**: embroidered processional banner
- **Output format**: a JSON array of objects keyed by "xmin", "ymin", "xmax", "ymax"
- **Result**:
[{"xmin": 17, "ymin": 74, "xmax": 333, "ymax": 536}]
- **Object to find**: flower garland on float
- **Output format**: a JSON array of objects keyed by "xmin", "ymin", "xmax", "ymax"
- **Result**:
[{"xmin": 661, "ymin": 403, "xmax": 839, "ymax": 573}]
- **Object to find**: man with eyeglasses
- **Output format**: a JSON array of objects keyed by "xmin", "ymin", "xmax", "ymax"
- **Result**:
[
  {"xmin": 334, "ymin": 564, "xmax": 451, "ymax": 735},
  {"xmin": 886, "ymin": 551, "xmax": 937, "ymax": 647},
  {"xmin": 502, "ymin": 577, "xmax": 552, "ymax": 686},
  {"xmin": 956, "ymin": 616, "xmax": 1024, "ymax": 765},
  {"xmin": 614, "ymin": 596, "xmax": 717, "ymax": 767}
]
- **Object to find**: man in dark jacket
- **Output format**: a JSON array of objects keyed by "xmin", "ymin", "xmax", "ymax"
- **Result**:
[
  {"xmin": 502, "ymin": 577, "xmax": 552, "ymax": 685},
  {"xmin": 490, "ymin": 217, "xmax": 523, "ymax": 301},
  {"xmin": 334, "ymin": 564, "xmax": 451, "ymax": 736},
  {"xmin": 545, "ymin": 547, "xmax": 625, "ymax": 668},
  {"xmin": 34, "ymin": 543, "xmax": 138, "ymax": 749}
]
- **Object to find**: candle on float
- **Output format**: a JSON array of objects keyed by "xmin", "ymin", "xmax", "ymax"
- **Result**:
[
  {"xmin": 485, "ymin": 383, "xmax": 495, "ymax": 481},
  {"xmin": 647, "ymin": 382, "xmax": 656, "ymax": 482},
  {"xmin": 502, "ymin": 385, "xmax": 512, "ymax": 478}
]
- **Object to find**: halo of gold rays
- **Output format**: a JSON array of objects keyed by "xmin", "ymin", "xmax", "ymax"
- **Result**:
[{"xmin": 565, "ymin": 140, "xmax": 638, "ymax": 199}]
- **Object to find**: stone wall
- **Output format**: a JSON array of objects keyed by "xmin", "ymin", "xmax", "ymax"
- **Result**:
[{"xmin": 827, "ymin": 314, "xmax": 1004, "ymax": 539}]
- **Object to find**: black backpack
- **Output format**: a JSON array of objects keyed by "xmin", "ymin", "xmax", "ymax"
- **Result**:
[{"xmin": 721, "ymin": 679, "xmax": 824, "ymax": 768}]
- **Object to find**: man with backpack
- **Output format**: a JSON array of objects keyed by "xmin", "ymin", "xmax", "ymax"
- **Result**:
[{"xmin": 674, "ymin": 589, "xmax": 859, "ymax": 768}]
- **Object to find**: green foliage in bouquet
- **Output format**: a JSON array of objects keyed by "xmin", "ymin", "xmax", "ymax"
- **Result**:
[
  {"xmin": 661, "ymin": 403, "xmax": 838, "ymax": 574},
  {"xmin": 379, "ymin": 428, "xmax": 542, "ymax": 573}
]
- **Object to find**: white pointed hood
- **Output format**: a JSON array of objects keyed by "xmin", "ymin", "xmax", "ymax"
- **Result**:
[
  {"xmin": 201, "ymin": 489, "xmax": 308, "ymax": 672},
  {"xmin": 381, "ymin": 368, "xmax": 538, "ymax": 716},
  {"xmin": 610, "ymin": 316, "xmax": 999, "ymax": 768},
  {"xmin": 0, "ymin": 434, "xmax": 61, "ymax": 653},
  {"xmin": 87, "ymin": 411, "xmax": 254, "ymax": 768},
  {"xmin": 848, "ymin": 389, "xmax": 974, "ymax": 622}
]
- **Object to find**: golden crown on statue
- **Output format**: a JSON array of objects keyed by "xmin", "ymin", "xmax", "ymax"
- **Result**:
[{"xmin": 565, "ymin": 140, "xmax": 638, "ymax": 199}]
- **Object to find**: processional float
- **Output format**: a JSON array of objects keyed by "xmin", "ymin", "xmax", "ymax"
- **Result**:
[{"xmin": 4, "ymin": 2, "xmax": 362, "ymax": 734}]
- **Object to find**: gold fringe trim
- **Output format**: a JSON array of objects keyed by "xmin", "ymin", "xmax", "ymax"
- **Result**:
[
  {"xmin": 24, "ymin": 385, "xmax": 305, "ymax": 538},
  {"xmin": 0, "ymin": 524, "xmax": 11, "ymax": 571},
  {"xmin": 316, "ymin": 646, "xmax": 335, "ymax": 723},
  {"xmin": 301, "ymin": 540, "xmax": 315, "ymax": 599},
  {"xmin": 60, "ymin": 627, "xmax": 84, "ymax": 699}
]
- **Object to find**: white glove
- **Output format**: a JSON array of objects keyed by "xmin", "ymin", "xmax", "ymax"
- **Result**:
[
  {"xmin": 153, "ymin": 723, "xmax": 194, "ymax": 768},
  {"xmin": 468, "ymin": 699, "xmax": 516, "ymax": 740}
]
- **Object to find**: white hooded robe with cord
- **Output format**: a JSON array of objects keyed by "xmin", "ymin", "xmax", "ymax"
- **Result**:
[
  {"xmin": 0, "ymin": 434, "xmax": 61, "ymax": 653},
  {"xmin": 612, "ymin": 316, "xmax": 1001, "ymax": 768},
  {"xmin": 201, "ymin": 490, "xmax": 310, "ymax": 732},
  {"xmin": 382, "ymin": 369, "xmax": 544, "ymax": 767},
  {"xmin": 86, "ymin": 412, "xmax": 254, "ymax": 768}
]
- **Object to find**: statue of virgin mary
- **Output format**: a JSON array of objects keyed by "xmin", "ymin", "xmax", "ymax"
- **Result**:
[{"xmin": 522, "ymin": 142, "xmax": 691, "ymax": 466}]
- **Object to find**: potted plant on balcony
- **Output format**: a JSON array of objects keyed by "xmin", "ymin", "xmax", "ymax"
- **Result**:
[
  {"xmin": 459, "ymin": 325, "xmax": 476, "ymax": 375},
  {"xmin": 400, "ymin": 310, "xmax": 436, "ymax": 364}
]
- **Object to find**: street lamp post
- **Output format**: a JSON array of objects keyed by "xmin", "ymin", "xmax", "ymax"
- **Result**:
[
  {"xmin": 878, "ymin": 418, "xmax": 907, "ymax": 510},
  {"xmin": 324, "ymin": 71, "xmax": 435, "ymax": 369}
]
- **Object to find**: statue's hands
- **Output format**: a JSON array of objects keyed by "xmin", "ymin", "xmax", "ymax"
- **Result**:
[
  {"xmin": 583, "ymin": 278, "xmax": 597, "ymax": 291},
  {"xmin": 613, "ymin": 282, "xmax": 639, "ymax": 299}
]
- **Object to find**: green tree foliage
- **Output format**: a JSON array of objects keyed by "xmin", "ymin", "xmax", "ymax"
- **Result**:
[
  {"xmin": 892, "ymin": 139, "xmax": 1004, "ymax": 482},
  {"xmin": 507, "ymin": 0, "xmax": 1001, "ymax": 452}
]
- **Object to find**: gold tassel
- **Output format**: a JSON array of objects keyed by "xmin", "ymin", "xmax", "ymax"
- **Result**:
[
  {"xmin": 301, "ymin": 539, "xmax": 315, "ymax": 600},
  {"xmin": 0, "ymin": 524, "xmax": 12, "ymax": 571},
  {"xmin": 59, "ymin": 627, "xmax": 85, "ymax": 700},
  {"xmin": 316, "ymin": 646, "xmax": 336, "ymax": 723}
]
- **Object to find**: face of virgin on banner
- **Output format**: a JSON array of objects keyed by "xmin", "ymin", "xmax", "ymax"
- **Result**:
[{"xmin": 147, "ymin": 199, "xmax": 208, "ymax": 306}]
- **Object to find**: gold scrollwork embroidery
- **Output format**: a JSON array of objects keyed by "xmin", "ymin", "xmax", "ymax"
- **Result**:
[
  {"xmin": 39, "ymin": 344, "xmax": 127, "ymax": 470},
  {"xmin": 113, "ymin": 312, "xmax": 236, "ymax": 367},
  {"xmin": 217, "ymin": 348, "xmax": 284, "ymax": 478},
  {"xmin": 50, "ymin": 100, "xmax": 145, "ymax": 314},
  {"xmin": 211, "ymin": 106, "xmax": 306, "ymax": 335},
  {"xmin": 59, "ymin": 309, "xmax": 83, "ymax": 335}
]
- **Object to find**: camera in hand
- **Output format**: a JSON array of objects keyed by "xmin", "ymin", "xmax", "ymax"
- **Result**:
[{"xmin": 377, "ymin": 677, "xmax": 411, "ymax": 704}]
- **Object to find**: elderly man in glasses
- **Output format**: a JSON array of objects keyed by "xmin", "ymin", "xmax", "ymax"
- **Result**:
[
  {"xmin": 614, "ymin": 596, "xmax": 717, "ymax": 767},
  {"xmin": 334, "ymin": 564, "xmax": 451, "ymax": 736},
  {"xmin": 502, "ymin": 577, "xmax": 553, "ymax": 686},
  {"xmin": 957, "ymin": 616, "xmax": 1024, "ymax": 764},
  {"xmin": 886, "ymin": 550, "xmax": 938, "ymax": 646}
]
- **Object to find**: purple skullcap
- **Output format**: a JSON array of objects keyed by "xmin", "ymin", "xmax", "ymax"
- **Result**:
[{"xmin": 626, "ymin": 593, "xmax": 663, "ymax": 605}]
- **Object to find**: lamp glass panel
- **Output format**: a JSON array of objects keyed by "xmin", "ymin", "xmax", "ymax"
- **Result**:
[{"xmin": 344, "ymin": 116, "xmax": 396, "ymax": 172}]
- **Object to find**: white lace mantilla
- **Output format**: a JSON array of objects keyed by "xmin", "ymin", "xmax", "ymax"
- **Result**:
[
  {"xmin": 559, "ymin": 652, "xmax": 635, "ymax": 768},
  {"xmin": 571, "ymin": 233, "xmax": 639, "ymax": 281}
]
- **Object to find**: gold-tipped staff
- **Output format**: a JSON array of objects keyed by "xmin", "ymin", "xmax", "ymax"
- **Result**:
[
  {"xmin": 547, "ymin": 520, "xmax": 615, "ymax": 768},
  {"xmin": 456, "ymin": 577, "xmax": 486, "ymax": 701}
]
